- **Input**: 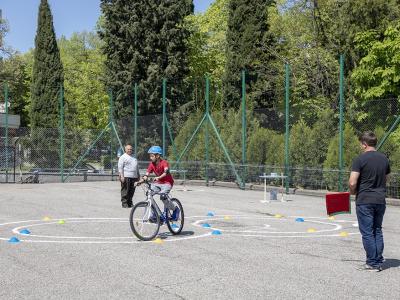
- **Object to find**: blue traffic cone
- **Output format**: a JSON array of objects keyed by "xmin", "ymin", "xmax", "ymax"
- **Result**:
[
  {"xmin": 202, "ymin": 223, "xmax": 211, "ymax": 228},
  {"xmin": 207, "ymin": 212, "xmax": 215, "ymax": 217},
  {"xmin": 295, "ymin": 218, "xmax": 305, "ymax": 222},
  {"xmin": 212, "ymin": 230, "xmax": 221, "ymax": 235},
  {"xmin": 8, "ymin": 237, "xmax": 20, "ymax": 244},
  {"xmin": 19, "ymin": 229, "xmax": 31, "ymax": 235}
]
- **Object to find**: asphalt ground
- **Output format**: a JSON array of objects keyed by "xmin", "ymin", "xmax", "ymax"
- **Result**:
[{"xmin": 1, "ymin": 182, "xmax": 400, "ymax": 299}]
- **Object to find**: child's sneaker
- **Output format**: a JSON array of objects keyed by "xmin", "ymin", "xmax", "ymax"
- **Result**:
[
  {"xmin": 160, "ymin": 214, "xmax": 166, "ymax": 224},
  {"xmin": 171, "ymin": 207, "xmax": 180, "ymax": 221}
]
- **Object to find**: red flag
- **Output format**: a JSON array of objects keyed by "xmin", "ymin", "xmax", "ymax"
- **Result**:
[{"xmin": 325, "ymin": 192, "xmax": 351, "ymax": 216}]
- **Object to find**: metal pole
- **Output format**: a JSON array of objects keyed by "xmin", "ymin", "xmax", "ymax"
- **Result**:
[
  {"xmin": 109, "ymin": 89, "xmax": 114, "ymax": 181},
  {"xmin": 4, "ymin": 84, "xmax": 9, "ymax": 183},
  {"xmin": 242, "ymin": 70, "xmax": 247, "ymax": 187},
  {"xmin": 63, "ymin": 124, "xmax": 111, "ymax": 182},
  {"xmin": 377, "ymin": 115, "xmax": 400, "ymax": 151},
  {"xmin": 174, "ymin": 114, "xmax": 207, "ymax": 166},
  {"xmin": 339, "ymin": 54, "xmax": 344, "ymax": 192},
  {"xmin": 134, "ymin": 83, "xmax": 138, "ymax": 157},
  {"xmin": 59, "ymin": 84, "xmax": 65, "ymax": 183},
  {"xmin": 165, "ymin": 118, "xmax": 178, "ymax": 159},
  {"xmin": 284, "ymin": 64, "xmax": 290, "ymax": 194},
  {"xmin": 208, "ymin": 116, "xmax": 244, "ymax": 189},
  {"xmin": 162, "ymin": 79, "xmax": 167, "ymax": 157},
  {"xmin": 205, "ymin": 76, "xmax": 210, "ymax": 186}
]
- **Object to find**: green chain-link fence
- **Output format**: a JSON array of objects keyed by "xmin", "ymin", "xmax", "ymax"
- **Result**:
[{"xmin": 1, "ymin": 65, "xmax": 399, "ymax": 198}]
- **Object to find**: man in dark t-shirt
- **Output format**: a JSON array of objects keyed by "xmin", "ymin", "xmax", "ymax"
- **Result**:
[{"xmin": 349, "ymin": 131, "xmax": 390, "ymax": 272}]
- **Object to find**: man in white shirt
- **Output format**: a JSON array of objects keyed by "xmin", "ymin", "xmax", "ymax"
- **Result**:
[{"xmin": 118, "ymin": 144, "xmax": 140, "ymax": 208}]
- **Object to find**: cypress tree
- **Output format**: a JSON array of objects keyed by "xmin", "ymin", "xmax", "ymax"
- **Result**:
[
  {"xmin": 30, "ymin": 0, "xmax": 64, "ymax": 129},
  {"xmin": 223, "ymin": 0, "xmax": 275, "ymax": 109},
  {"xmin": 99, "ymin": 0, "xmax": 193, "ymax": 118}
]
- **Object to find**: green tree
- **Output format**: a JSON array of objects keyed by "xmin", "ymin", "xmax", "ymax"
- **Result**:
[
  {"xmin": 309, "ymin": 108, "xmax": 337, "ymax": 165},
  {"xmin": 185, "ymin": 0, "xmax": 229, "ymax": 82},
  {"xmin": 184, "ymin": 0, "xmax": 229, "ymax": 110},
  {"xmin": 0, "ymin": 55, "xmax": 30, "ymax": 126},
  {"xmin": 323, "ymin": 123, "xmax": 360, "ymax": 190},
  {"xmin": 268, "ymin": 1, "xmax": 339, "ymax": 125},
  {"xmin": 316, "ymin": 0, "xmax": 400, "ymax": 71},
  {"xmin": 58, "ymin": 32, "xmax": 108, "ymax": 129},
  {"xmin": 0, "ymin": 9, "xmax": 10, "ymax": 55},
  {"xmin": 30, "ymin": 0, "xmax": 64, "ymax": 129},
  {"xmin": 375, "ymin": 126, "xmax": 400, "ymax": 170},
  {"xmin": 350, "ymin": 22, "xmax": 400, "ymax": 128},
  {"xmin": 223, "ymin": 0, "xmax": 276, "ymax": 109},
  {"xmin": 99, "ymin": 0, "xmax": 193, "ymax": 117},
  {"xmin": 247, "ymin": 127, "xmax": 284, "ymax": 166}
]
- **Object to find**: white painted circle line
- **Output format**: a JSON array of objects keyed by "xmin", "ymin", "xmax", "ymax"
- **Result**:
[
  {"xmin": 0, "ymin": 217, "xmax": 213, "ymax": 244},
  {"xmin": 0, "ymin": 215, "xmax": 359, "ymax": 243},
  {"xmin": 192, "ymin": 217, "xmax": 343, "ymax": 234},
  {"xmin": 0, "ymin": 232, "xmax": 213, "ymax": 244}
]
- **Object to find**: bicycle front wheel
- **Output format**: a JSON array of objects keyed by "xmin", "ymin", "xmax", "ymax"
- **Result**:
[
  {"xmin": 166, "ymin": 198, "xmax": 184, "ymax": 235},
  {"xmin": 130, "ymin": 201, "xmax": 160, "ymax": 241}
]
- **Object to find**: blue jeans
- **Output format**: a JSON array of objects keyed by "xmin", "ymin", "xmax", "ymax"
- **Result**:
[{"xmin": 356, "ymin": 204, "xmax": 386, "ymax": 268}]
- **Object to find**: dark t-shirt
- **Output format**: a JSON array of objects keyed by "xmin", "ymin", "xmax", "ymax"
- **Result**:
[{"xmin": 351, "ymin": 151, "xmax": 390, "ymax": 205}]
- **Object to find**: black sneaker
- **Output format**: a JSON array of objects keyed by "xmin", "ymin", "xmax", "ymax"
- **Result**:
[
  {"xmin": 122, "ymin": 203, "xmax": 130, "ymax": 208},
  {"xmin": 357, "ymin": 264, "xmax": 382, "ymax": 272}
]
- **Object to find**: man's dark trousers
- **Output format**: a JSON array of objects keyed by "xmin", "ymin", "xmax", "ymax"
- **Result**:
[
  {"xmin": 356, "ymin": 204, "xmax": 386, "ymax": 268},
  {"xmin": 121, "ymin": 177, "xmax": 139, "ymax": 207}
]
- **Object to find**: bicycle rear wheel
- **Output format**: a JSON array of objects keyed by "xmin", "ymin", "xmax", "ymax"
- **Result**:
[
  {"xmin": 166, "ymin": 198, "xmax": 184, "ymax": 235},
  {"xmin": 130, "ymin": 201, "xmax": 160, "ymax": 241}
]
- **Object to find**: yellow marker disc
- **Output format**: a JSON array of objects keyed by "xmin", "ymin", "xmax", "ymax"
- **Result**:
[
  {"xmin": 153, "ymin": 238, "xmax": 163, "ymax": 244},
  {"xmin": 307, "ymin": 228, "xmax": 316, "ymax": 233},
  {"xmin": 224, "ymin": 216, "xmax": 231, "ymax": 220},
  {"xmin": 43, "ymin": 217, "xmax": 52, "ymax": 221},
  {"xmin": 58, "ymin": 220, "xmax": 65, "ymax": 224},
  {"xmin": 275, "ymin": 214, "xmax": 282, "ymax": 218},
  {"xmin": 339, "ymin": 231, "xmax": 348, "ymax": 237}
]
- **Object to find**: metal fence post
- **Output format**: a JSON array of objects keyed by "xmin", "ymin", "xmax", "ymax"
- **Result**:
[
  {"xmin": 242, "ymin": 70, "xmax": 247, "ymax": 187},
  {"xmin": 162, "ymin": 79, "xmax": 167, "ymax": 157},
  {"xmin": 4, "ymin": 83, "xmax": 9, "ymax": 183},
  {"xmin": 339, "ymin": 54, "xmax": 344, "ymax": 191},
  {"xmin": 284, "ymin": 63, "xmax": 290, "ymax": 194},
  {"xmin": 109, "ymin": 89, "xmax": 114, "ymax": 181},
  {"xmin": 59, "ymin": 84, "xmax": 65, "ymax": 182},
  {"xmin": 134, "ymin": 83, "xmax": 138, "ymax": 158},
  {"xmin": 205, "ymin": 76, "xmax": 210, "ymax": 186}
]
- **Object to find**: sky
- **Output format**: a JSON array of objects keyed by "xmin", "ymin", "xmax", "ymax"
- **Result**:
[{"xmin": 0, "ymin": 0, "xmax": 214, "ymax": 53}]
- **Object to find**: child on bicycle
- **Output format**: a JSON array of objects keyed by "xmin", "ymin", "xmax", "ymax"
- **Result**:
[{"xmin": 135, "ymin": 146, "xmax": 179, "ymax": 219}]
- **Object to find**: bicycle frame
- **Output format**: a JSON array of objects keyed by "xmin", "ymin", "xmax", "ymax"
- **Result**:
[{"xmin": 142, "ymin": 181, "xmax": 169, "ymax": 222}]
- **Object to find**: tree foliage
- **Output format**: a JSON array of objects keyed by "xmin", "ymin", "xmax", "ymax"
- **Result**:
[
  {"xmin": 30, "ymin": 0, "xmax": 64, "ymax": 129},
  {"xmin": 345, "ymin": 21, "xmax": 400, "ymax": 131},
  {"xmin": 0, "ymin": 55, "xmax": 30, "ymax": 126},
  {"xmin": 223, "ymin": 0, "xmax": 276, "ymax": 109},
  {"xmin": 58, "ymin": 32, "xmax": 108, "ymax": 129},
  {"xmin": 99, "ymin": 0, "xmax": 193, "ymax": 117},
  {"xmin": 185, "ymin": 0, "xmax": 229, "ymax": 83}
]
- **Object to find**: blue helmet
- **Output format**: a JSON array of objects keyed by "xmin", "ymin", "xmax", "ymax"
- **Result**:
[{"xmin": 148, "ymin": 146, "xmax": 162, "ymax": 155}]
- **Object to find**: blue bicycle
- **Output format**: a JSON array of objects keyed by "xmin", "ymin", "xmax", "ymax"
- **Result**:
[{"xmin": 129, "ymin": 180, "xmax": 184, "ymax": 241}]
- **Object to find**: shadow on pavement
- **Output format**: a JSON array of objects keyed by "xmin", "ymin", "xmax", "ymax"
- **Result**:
[{"xmin": 382, "ymin": 258, "xmax": 400, "ymax": 270}]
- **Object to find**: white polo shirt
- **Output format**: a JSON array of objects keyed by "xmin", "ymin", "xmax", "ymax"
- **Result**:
[{"xmin": 118, "ymin": 153, "xmax": 140, "ymax": 178}]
